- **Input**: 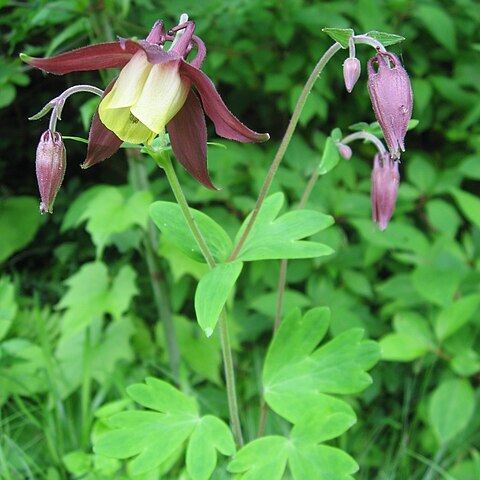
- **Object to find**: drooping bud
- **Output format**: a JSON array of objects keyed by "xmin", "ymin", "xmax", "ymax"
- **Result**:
[
  {"xmin": 337, "ymin": 143, "xmax": 352, "ymax": 159},
  {"xmin": 343, "ymin": 57, "xmax": 361, "ymax": 93},
  {"xmin": 367, "ymin": 52, "xmax": 413, "ymax": 158},
  {"xmin": 371, "ymin": 153, "xmax": 399, "ymax": 231},
  {"xmin": 35, "ymin": 130, "xmax": 66, "ymax": 214}
]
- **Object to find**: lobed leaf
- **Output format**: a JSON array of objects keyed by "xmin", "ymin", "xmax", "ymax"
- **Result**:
[
  {"xmin": 234, "ymin": 193, "xmax": 334, "ymax": 261},
  {"xmin": 150, "ymin": 201, "xmax": 232, "ymax": 263}
]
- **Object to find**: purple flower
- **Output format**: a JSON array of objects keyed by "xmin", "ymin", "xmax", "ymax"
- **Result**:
[
  {"xmin": 36, "ymin": 130, "xmax": 66, "ymax": 214},
  {"xmin": 22, "ymin": 20, "xmax": 269, "ymax": 189},
  {"xmin": 371, "ymin": 153, "xmax": 399, "ymax": 231},
  {"xmin": 343, "ymin": 57, "xmax": 361, "ymax": 93},
  {"xmin": 367, "ymin": 51, "xmax": 413, "ymax": 158}
]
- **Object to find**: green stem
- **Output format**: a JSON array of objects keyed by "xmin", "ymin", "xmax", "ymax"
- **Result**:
[
  {"xmin": 229, "ymin": 42, "xmax": 342, "ymax": 261},
  {"xmin": 155, "ymin": 152, "xmax": 244, "ymax": 447},
  {"xmin": 127, "ymin": 154, "xmax": 181, "ymax": 385},
  {"xmin": 81, "ymin": 326, "xmax": 92, "ymax": 448}
]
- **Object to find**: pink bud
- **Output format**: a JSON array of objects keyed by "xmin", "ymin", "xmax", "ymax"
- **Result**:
[
  {"xmin": 337, "ymin": 143, "xmax": 352, "ymax": 159},
  {"xmin": 371, "ymin": 153, "xmax": 399, "ymax": 231},
  {"xmin": 343, "ymin": 57, "xmax": 361, "ymax": 93},
  {"xmin": 367, "ymin": 52, "xmax": 413, "ymax": 158},
  {"xmin": 36, "ymin": 130, "xmax": 66, "ymax": 214}
]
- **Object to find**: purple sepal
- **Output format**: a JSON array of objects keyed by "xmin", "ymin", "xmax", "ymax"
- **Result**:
[
  {"xmin": 22, "ymin": 42, "xmax": 142, "ymax": 75},
  {"xmin": 82, "ymin": 79, "xmax": 123, "ymax": 168},
  {"xmin": 180, "ymin": 61, "xmax": 269, "ymax": 143},
  {"xmin": 367, "ymin": 52, "xmax": 413, "ymax": 157},
  {"xmin": 167, "ymin": 90, "xmax": 216, "ymax": 189}
]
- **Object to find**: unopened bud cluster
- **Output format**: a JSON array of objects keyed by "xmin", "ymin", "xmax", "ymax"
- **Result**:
[{"xmin": 338, "ymin": 43, "xmax": 412, "ymax": 230}]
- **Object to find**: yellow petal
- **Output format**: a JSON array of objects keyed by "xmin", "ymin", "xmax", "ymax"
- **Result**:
[
  {"xmin": 131, "ymin": 60, "xmax": 189, "ymax": 134},
  {"xmin": 99, "ymin": 105, "xmax": 156, "ymax": 144},
  {"xmin": 104, "ymin": 51, "xmax": 152, "ymax": 109}
]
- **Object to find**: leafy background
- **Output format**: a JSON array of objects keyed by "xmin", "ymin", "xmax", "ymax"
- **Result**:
[{"xmin": 1, "ymin": 0, "xmax": 480, "ymax": 479}]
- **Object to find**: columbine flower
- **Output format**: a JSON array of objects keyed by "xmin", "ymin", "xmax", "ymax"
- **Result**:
[
  {"xmin": 36, "ymin": 130, "xmax": 66, "ymax": 214},
  {"xmin": 21, "ymin": 20, "xmax": 269, "ymax": 189},
  {"xmin": 371, "ymin": 152, "xmax": 399, "ymax": 231},
  {"xmin": 343, "ymin": 57, "xmax": 361, "ymax": 93},
  {"xmin": 367, "ymin": 51, "xmax": 413, "ymax": 158}
]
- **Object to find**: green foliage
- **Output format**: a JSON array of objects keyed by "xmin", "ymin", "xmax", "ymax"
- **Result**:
[
  {"xmin": 234, "ymin": 193, "xmax": 334, "ymax": 261},
  {"xmin": 2, "ymin": 0, "xmax": 480, "ymax": 478},
  {"xmin": 94, "ymin": 377, "xmax": 235, "ymax": 477},
  {"xmin": 0, "ymin": 197, "xmax": 41, "ymax": 263}
]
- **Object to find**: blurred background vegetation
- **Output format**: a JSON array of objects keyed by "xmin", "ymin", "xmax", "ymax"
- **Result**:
[{"xmin": 1, "ymin": 0, "xmax": 480, "ymax": 479}]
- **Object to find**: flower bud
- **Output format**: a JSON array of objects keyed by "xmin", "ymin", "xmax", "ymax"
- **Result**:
[
  {"xmin": 36, "ymin": 130, "xmax": 66, "ymax": 214},
  {"xmin": 343, "ymin": 57, "xmax": 361, "ymax": 93},
  {"xmin": 367, "ymin": 52, "xmax": 413, "ymax": 158},
  {"xmin": 371, "ymin": 153, "xmax": 399, "ymax": 231},
  {"xmin": 337, "ymin": 143, "xmax": 352, "ymax": 159}
]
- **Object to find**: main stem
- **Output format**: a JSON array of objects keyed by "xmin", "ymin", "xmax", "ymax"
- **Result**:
[
  {"xmin": 158, "ymin": 153, "xmax": 244, "ymax": 447},
  {"xmin": 229, "ymin": 42, "xmax": 342, "ymax": 261}
]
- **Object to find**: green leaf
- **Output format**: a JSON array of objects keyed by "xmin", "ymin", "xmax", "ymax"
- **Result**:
[
  {"xmin": 157, "ymin": 315, "xmax": 221, "ymax": 384},
  {"xmin": 428, "ymin": 379, "xmax": 474, "ymax": 444},
  {"xmin": 290, "ymin": 407, "xmax": 356, "ymax": 444},
  {"xmin": 321, "ymin": 28, "xmax": 354, "ymax": 48},
  {"xmin": 414, "ymin": 5, "xmax": 457, "ymax": 53},
  {"xmin": 0, "ymin": 83, "xmax": 16, "ymax": 108},
  {"xmin": 426, "ymin": 199, "xmax": 461, "ymax": 237},
  {"xmin": 195, "ymin": 262, "xmax": 243, "ymax": 336},
  {"xmin": 379, "ymin": 333, "xmax": 431, "ymax": 362},
  {"xmin": 186, "ymin": 415, "xmax": 236, "ymax": 480},
  {"xmin": 263, "ymin": 308, "xmax": 379, "ymax": 423},
  {"xmin": 150, "ymin": 201, "xmax": 232, "ymax": 263},
  {"xmin": 365, "ymin": 31, "xmax": 405, "ymax": 47},
  {"xmin": 62, "ymin": 451, "xmax": 92, "ymax": 476},
  {"xmin": 0, "ymin": 339, "xmax": 46, "ymax": 403},
  {"xmin": 106, "ymin": 265, "xmax": 138, "ymax": 321},
  {"xmin": 380, "ymin": 311, "xmax": 434, "ymax": 361},
  {"xmin": 127, "ymin": 377, "xmax": 197, "ymax": 415},
  {"xmin": 450, "ymin": 188, "xmax": 480, "ymax": 230},
  {"xmin": 234, "ymin": 193, "xmax": 334, "ymax": 261},
  {"xmin": 80, "ymin": 187, "xmax": 152, "ymax": 257},
  {"xmin": 450, "ymin": 350, "xmax": 480, "ymax": 376},
  {"xmin": 57, "ymin": 262, "xmax": 138, "ymax": 339},
  {"xmin": 94, "ymin": 377, "xmax": 198, "ymax": 476},
  {"xmin": 288, "ymin": 444, "xmax": 358, "ymax": 480},
  {"xmin": 0, "ymin": 196, "xmax": 41, "ymax": 263},
  {"xmin": 228, "ymin": 430, "xmax": 358, "ymax": 480},
  {"xmin": 0, "ymin": 277, "xmax": 17, "ymax": 341},
  {"xmin": 412, "ymin": 264, "xmax": 462, "ymax": 307},
  {"xmin": 228, "ymin": 436, "xmax": 289, "ymax": 479},
  {"xmin": 263, "ymin": 308, "xmax": 329, "ymax": 381},
  {"xmin": 318, "ymin": 137, "xmax": 341, "ymax": 175},
  {"xmin": 435, "ymin": 294, "xmax": 480, "ymax": 341}
]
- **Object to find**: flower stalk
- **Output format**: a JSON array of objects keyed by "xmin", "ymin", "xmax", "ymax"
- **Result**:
[{"xmin": 150, "ymin": 147, "xmax": 244, "ymax": 447}]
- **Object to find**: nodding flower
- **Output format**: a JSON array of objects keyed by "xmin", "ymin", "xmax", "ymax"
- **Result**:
[
  {"xmin": 371, "ymin": 152, "xmax": 399, "ymax": 231},
  {"xmin": 22, "ymin": 19, "xmax": 269, "ymax": 189},
  {"xmin": 367, "ymin": 51, "xmax": 413, "ymax": 158},
  {"xmin": 36, "ymin": 130, "xmax": 66, "ymax": 214}
]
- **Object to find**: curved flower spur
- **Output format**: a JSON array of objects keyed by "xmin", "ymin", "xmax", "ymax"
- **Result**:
[{"xmin": 22, "ymin": 20, "xmax": 269, "ymax": 189}]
